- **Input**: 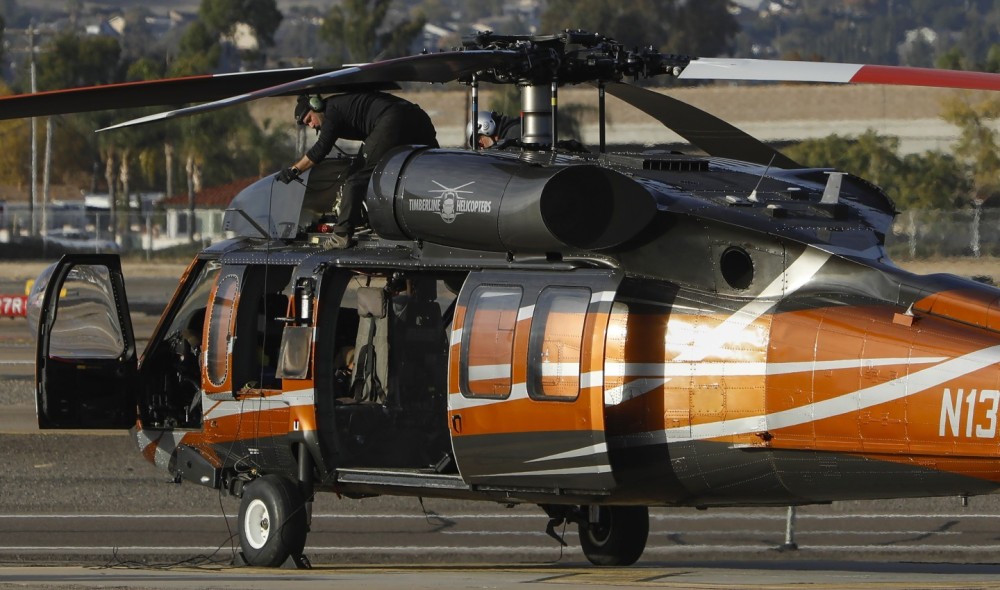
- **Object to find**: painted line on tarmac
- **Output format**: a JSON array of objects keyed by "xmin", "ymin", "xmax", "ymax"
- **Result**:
[
  {"xmin": 0, "ymin": 513, "xmax": 539, "ymax": 519},
  {"xmin": 443, "ymin": 529, "xmax": 963, "ymax": 537},
  {"xmin": 2, "ymin": 512, "xmax": 1000, "ymax": 520},
  {"xmin": 3, "ymin": 543, "xmax": 1000, "ymax": 554}
]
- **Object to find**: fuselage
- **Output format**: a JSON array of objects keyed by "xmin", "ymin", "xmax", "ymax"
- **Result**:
[{"xmin": 117, "ymin": 148, "xmax": 1000, "ymax": 508}]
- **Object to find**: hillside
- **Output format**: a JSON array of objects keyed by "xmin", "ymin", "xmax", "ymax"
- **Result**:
[{"xmin": 26, "ymin": 0, "xmax": 332, "ymax": 12}]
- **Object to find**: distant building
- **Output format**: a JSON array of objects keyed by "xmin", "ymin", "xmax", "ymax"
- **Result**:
[{"xmin": 160, "ymin": 176, "xmax": 260, "ymax": 241}]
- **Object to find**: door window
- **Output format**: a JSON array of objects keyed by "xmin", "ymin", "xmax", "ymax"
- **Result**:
[
  {"xmin": 231, "ymin": 265, "xmax": 294, "ymax": 391},
  {"xmin": 528, "ymin": 287, "xmax": 590, "ymax": 400},
  {"xmin": 49, "ymin": 264, "xmax": 125, "ymax": 359},
  {"xmin": 206, "ymin": 273, "xmax": 239, "ymax": 388},
  {"xmin": 462, "ymin": 285, "xmax": 521, "ymax": 397}
]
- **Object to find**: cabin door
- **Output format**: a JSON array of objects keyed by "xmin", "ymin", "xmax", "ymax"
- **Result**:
[
  {"xmin": 34, "ymin": 254, "xmax": 138, "ymax": 429},
  {"xmin": 449, "ymin": 269, "xmax": 621, "ymax": 493}
]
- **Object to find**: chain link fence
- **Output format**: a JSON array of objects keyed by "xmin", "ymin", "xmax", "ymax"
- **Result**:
[
  {"xmin": 887, "ymin": 207, "xmax": 1000, "ymax": 261},
  {"xmin": 0, "ymin": 204, "xmax": 226, "ymax": 258}
]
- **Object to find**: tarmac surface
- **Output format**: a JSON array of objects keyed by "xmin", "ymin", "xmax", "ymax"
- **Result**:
[{"xmin": 6, "ymin": 262, "xmax": 1000, "ymax": 588}]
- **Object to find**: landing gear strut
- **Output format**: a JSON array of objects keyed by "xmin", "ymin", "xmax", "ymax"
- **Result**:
[{"xmin": 543, "ymin": 504, "xmax": 649, "ymax": 566}]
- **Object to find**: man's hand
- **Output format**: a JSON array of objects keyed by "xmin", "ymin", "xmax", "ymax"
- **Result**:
[{"xmin": 276, "ymin": 166, "xmax": 300, "ymax": 184}]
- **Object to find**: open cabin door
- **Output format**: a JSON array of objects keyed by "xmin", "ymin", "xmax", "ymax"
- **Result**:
[
  {"xmin": 34, "ymin": 254, "xmax": 138, "ymax": 429},
  {"xmin": 449, "ymin": 269, "xmax": 621, "ymax": 493}
]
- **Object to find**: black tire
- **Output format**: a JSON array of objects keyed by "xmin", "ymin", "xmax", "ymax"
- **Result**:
[
  {"xmin": 238, "ymin": 474, "xmax": 308, "ymax": 567},
  {"xmin": 578, "ymin": 505, "xmax": 649, "ymax": 566}
]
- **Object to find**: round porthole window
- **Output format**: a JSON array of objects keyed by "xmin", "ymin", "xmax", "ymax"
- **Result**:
[{"xmin": 720, "ymin": 247, "xmax": 753, "ymax": 290}]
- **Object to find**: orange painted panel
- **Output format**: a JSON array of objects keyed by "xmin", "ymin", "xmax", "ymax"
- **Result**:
[
  {"xmin": 451, "ymin": 395, "xmax": 596, "ymax": 435},
  {"xmin": 916, "ymin": 288, "xmax": 1000, "ymax": 332}
]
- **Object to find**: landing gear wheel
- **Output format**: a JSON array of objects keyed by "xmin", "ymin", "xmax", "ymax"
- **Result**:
[
  {"xmin": 578, "ymin": 505, "xmax": 649, "ymax": 566},
  {"xmin": 238, "ymin": 474, "xmax": 308, "ymax": 567}
]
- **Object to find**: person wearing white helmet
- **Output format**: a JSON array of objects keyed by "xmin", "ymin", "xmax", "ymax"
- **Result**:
[{"xmin": 468, "ymin": 110, "xmax": 521, "ymax": 149}]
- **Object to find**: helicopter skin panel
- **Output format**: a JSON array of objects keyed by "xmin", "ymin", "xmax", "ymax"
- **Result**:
[
  {"xmin": 913, "ymin": 284, "xmax": 1000, "ymax": 332},
  {"xmin": 599, "ymin": 254, "xmax": 1000, "ymax": 505},
  {"xmin": 598, "ymin": 314, "xmax": 1000, "ymax": 504},
  {"xmin": 134, "ymin": 426, "xmax": 186, "ymax": 473},
  {"xmin": 447, "ymin": 271, "xmax": 618, "ymax": 491}
]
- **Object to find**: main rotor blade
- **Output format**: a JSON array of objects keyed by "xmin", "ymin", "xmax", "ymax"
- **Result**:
[
  {"xmin": 681, "ymin": 58, "xmax": 1000, "ymax": 90},
  {"xmin": 99, "ymin": 50, "xmax": 521, "ymax": 132},
  {"xmin": 603, "ymin": 82, "xmax": 801, "ymax": 169},
  {"xmin": 0, "ymin": 67, "xmax": 395, "ymax": 121}
]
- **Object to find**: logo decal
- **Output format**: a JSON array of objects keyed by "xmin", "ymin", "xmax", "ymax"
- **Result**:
[{"xmin": 408, "ymin": 181, "xmax": 493, "ymax": 224}]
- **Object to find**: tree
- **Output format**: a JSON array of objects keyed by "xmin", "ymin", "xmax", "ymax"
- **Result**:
[
  {"xmin": 663, "ymin": 0, "xmax": 741, "ymax": 58},
  {"xmin": 0, "ymin": 83, "xmax": 28, "ymax": 187},
  {"xmin": 29, "ymin": 33, "xmax": 126, "ymax": 192},
  {"xmin": 200, "ymin": 0, "xmax": 282, "ymax": 47},
  {"xmin": 170, "ymin": 20, "xmax": 222, "ymax": 75},
  {"xmin": 941, "ymin": 93, "xmax": 1000, "ymax": 202},
  {"xmin": 783, "ymin": 131, "xmax": 903, "ymax": 190},
  {"xmin": 198, "ymin": 0, "xmax": 282, "ymax": 67},
  {"xmin": 320, "ymin": 0, "xmax": 427, "ymax": 63},
  {"xmin": 781, "ymin": 130, "xmax": 967, "ymax": 211},
  {"xmin": 118, "ymin": 7, "xmax": 162, "ymax": 65},
  {"xmin": 171, "ymin": 0, "xmax": 283, "ymax": 73},
  {"xmin": 896, "ymin": 151, "xmax": 970, "ymax": 210},
  {"xmin": 540, "ymin": 0, "xmax": 739, "ymax": 59},
  {"xmin": 35, "ymin": 32, "xmax": 122, "ymax": 90}
]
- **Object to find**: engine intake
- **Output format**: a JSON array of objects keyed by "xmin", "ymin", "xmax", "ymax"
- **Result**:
[{"xmin": 368, "ymin": 147, "xmax": 656, "ymax": 252}]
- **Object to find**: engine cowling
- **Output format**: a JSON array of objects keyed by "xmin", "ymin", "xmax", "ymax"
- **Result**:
[{"xmin": 368, "ymin": 147, "xmax": 656, "ymax": 253}]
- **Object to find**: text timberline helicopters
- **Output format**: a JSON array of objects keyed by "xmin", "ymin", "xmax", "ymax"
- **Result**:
[{"xmin": 15, "ymin": 30, "xmax": 1000, "ymax": 567}]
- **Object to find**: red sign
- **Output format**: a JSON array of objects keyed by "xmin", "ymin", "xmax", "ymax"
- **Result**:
[{"xmin": 0, "ymin": 294, "xmax": 27, "ymax": 318}]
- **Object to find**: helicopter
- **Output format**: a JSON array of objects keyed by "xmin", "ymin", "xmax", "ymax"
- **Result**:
[{"xmin": 15, "ymin": 30, "xmax": 1000, "ymax": 568}]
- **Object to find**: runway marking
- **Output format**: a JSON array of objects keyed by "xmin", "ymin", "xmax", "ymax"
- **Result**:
[
  {"xmin": 0, "ymin": 513, "xmax": 541, "ymax": 519},
  {"xmin": 3, "ymin": 544, "xmax": 1000, "ymax": 553},
  {"xmin": 442, "ymin": 530, "xmax": 962, "ymax": 537},
  {"xmin": 1, "ymin": 512, "xmax": 998, "ymax": 520}
]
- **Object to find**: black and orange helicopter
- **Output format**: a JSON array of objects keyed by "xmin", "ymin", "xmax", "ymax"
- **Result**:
[{"xmin": 12, "ymin": 30, "xmax": 1000, "ymax": 568}]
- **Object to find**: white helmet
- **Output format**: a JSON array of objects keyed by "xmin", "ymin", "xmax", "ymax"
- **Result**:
[{"xmin": 467, "ymin": 111, "xmax": 498, "ymax": 146}]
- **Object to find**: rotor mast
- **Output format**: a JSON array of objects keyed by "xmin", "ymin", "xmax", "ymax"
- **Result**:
[
  {"xmin": 520, "ymin": 83, "xmax": 553, "ymax": 146},
  {"xmin": 461, "ymin": 31, "xmax": 686, "ymax": 150}
]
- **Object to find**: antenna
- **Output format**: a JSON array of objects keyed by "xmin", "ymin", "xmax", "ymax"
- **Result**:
[
  {"xmin": 747, "ymin": 153, "xmax": 777, "ymax": 203},
  {"xmin": 821, "ymin": 172, "xmax": 846, "ymax": 204}
]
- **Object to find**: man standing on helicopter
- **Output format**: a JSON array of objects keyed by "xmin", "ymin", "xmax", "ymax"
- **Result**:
[{"xmin": 277, "ymin": 92, "xmax": 439, "ymax": 248}]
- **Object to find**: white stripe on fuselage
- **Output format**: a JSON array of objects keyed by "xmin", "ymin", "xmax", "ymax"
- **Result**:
[
  {"xmin": 607, "ymin": 249, "xmax": 831, "ymax": 406},
  {"xmin": 202, "ymin": 388, "xmax": 314, "ymax": 421},
  {"xmin": 605, "ymin": 357, "xmax": 948, "ymax": 379},
  {"xmin": 617, "ymin": 344, "xmax": 1000, "ymax": 446},
  {"xmin": 672, "ymin": 248, "xmax": 831, "ymax": 362}
]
